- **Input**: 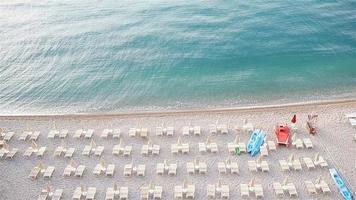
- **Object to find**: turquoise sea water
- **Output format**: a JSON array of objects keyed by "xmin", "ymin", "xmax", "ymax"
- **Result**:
[{"xmin": 0, "ymin": 0, "xmax": 356, "ymax": 114}]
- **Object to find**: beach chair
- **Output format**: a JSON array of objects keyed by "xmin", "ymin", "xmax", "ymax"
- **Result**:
[
  {"xmin": 260, "ymin": 160, "xmax": 269, "ymax": 172},
  {"xmin": 292, "ymin": 158, "xmax": 302, "ymax": 171},
  {"xmin": 218, "ymin": 162, "xmax": 227, "ymax": 174},
  {"xmin": 73, "ymin": 129, "xmax": 84, "ymax": 138},
  {"xmin": 248, "ymin": 160, "xmax": 258, "ymax": 172},
  {"xmin": 112, "ymin": 129, "xmax": 121, "ymax": 139},
  {"xmin": 165, "ymin": 126, "xmax": 174, "ymax": 136},
  {"xmin": 207, "ymin": 184, "xmax": 216, "ymax": 198},
  {"xmin": 209, "ymin": 124, "xmax": 217, "ymax": 134},
  {"xmin": 305, "ymin": 181, "xmax": 317, "ymax": 194},
  {"xmin": 5, "ymin": 148, "xmax": 18, "ymax": 159},
  {"xmin": 279, "ymin": 160, "xmax": 290, "ymax": 171},
  {"xmin": 217, "ymin": 124, "xmax": 228, "ymax": 134},
  {"xmin": 291, "ymin": 133, "xmax": 302, "ymax": 148},
  {"xmin": 75, "ymin": 165, "xmax": 86, "ymax": 177},
  {"xmin": 124, "ymin": 164, "xmax": 133, "ymax": 176},
  {"xmin": 65, "ymin": 148, "xmax": 75, "ymax": 158},
  {"xmin": 94, "ymin": 146, "xmax": 104, "ymax": 156},
  {"xmin": 303, "ymin": 157, "xmax": 315, "ymax": 170},
  {"xmin": 43, "ymin": 166, "xmax": 55, "ymax": 178},
  {"xmin": 174, "ymin": 186, "xmax": 183, "ymax": 199},
  {"xmin": 254, "ymin": 184, "xmax": 264, "ymax": 198},
  {"xmin": 3, "ymin": 132, "xmax": 14, "ymax": 141},
  {"xmin": 193, "ymin": 126, "xmax": 201, "ymax": 135},
  {"xmin": 59, "ymin": 129, "xmax": 68, "ymax": 138},
  {"xmin": 198, "ymin": 142, "xmax": 207, "ymax": 153},
  {"xmin": 106, "ymin": 164, "xmax": 115, "ymax": 176},
  {"xmin": 182, "ymin": 126, "xmax": 190, "ymax": 136},
  {"xmin": 153, "ymin": 186, "xmax": 163, "ymax": 199},
  {"xmin": 29, "ymin": 163, "xmax": 43, "ymax": 179},
  {"xmin": 0, "ymin": 147, "xmax": 9, "ymax": 159},
  {"xmin": 101, "ymin": 129, "xmax": 112, "ymax": 138},
  {"xmin": 63, "ymin": 165, "xmax": 75, "ymax": 176},
  {"xmin": 140, "ymin": 128, "xmax": 149, "ymax": 138},
  {"xmin": 273, "ymin": 182, "xmax": 284, "ymax": 197},
  {"xmin": 303, "ymin": 138, "xmax": 313, "ymax": 149},
  {"xmin": 84, "ymin": 129, "xmax": 94, "ymax": 139},
  {"xmin": 105, "ymin": 187, "xmax": 115, "ymax": 200},
  {"xmin": 267, "ymin": 140, "xmax": 276, "ymax": 151},
  {"xmin": 48, "ymin": 130, "xmax": 59, "ymax": 139},
  {"xmin": 53, "ymin": 189, "xmax": 63, "ymax": 200},
  {"xmin": 129, "ymin": 128, "xmax": 137, "ymax": 137},
  {"xmin": 19, "ymin": 131, "xmax": 31, "ymax": 141},
  {"xmin": 93, "ymin": 163, "xmax": 104, "ymax": 175},
  {"xmin": 82, "ymin": 145, "xmax": 92, "ymax": 156},
  {"xmin": 314, "ymin": 153, "xmax": 328, "ymax": 168},
  {"xmin": 120, "ymin": 187, "xmax": 129, "ymax": 199},
  {"xmin": 260, "ymin": 144, "xmax": 268, "ymax": 156},
  {"xmin": 54, "ymin": 146, "xmax": 64, "ymax": 157},
  {"xmin": 72, "ymin": 187, "xmax": 82, "ymax": 200},
  {"xmin": 186, "ymin": 184, "xmax": 195, "ymax": 198},
  {"xmin": 37, "ymin": 147, "xmax": 47, "ymax": 157},
  {"xmin": 156, "ymin": 127, "xmax": 164, "ymax": 136},
  {"xmin": 240, "ymin": 184, "xmax": 249, "ymax": 198},
  {"xmin": 318, "ymin": 180, "xmax": 331, "ymax": 194},
  {"xmin": 136, "ymin": 164, "xmax": 146, "ymax": 176},
  {"xmin": 30, "ymin": 131, "xmax": 40, "ymax": 141},
  {"xmin": 86, "ymin": 187, "xmax": 96, "ymax": 200},
  {"xmin": 220, "ymin": 184, "xmax": 229, "ymax": 199},
  {"xmin": 285, "ymin": 183, "xmax": 298, "ymax": 197}
]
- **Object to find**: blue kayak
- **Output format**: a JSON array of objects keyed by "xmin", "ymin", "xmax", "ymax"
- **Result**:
[
  {"xmin": 329, "ymin": 168, "xmax": 353, "ymax": 200},
  {"xmin": 247, "ymin": 129, "xmax": 260, "ymax": 153},
  {"xmin": 247, "ymin": 129, "xmax": 265, "ymax": 157}
]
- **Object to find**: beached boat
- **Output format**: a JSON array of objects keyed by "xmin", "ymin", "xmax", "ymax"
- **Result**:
[
  {"xmin": 247, "ymin": 129, "xmax": 265, "ymax": 156},
  {"xmin": 275, "ymin": 125, "xmax": 290, "ymax": 147},
  {"xmin": 329, "ymin": 168, "xmax": 353, "ymax": 200}
]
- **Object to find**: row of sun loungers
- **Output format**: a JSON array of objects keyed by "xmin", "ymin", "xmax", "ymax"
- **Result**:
[
  {"xmin": 38, "ymin": 187, "xmax": 63, "ymax": 200},
  {"xmin": 38, "ymin": 178, "xmax": 332, "ymax": 200}
]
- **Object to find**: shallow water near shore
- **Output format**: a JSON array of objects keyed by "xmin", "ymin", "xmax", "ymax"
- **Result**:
[{"xmin": 1, "ymin": 0, "xmax": 356, "ymax": 114}]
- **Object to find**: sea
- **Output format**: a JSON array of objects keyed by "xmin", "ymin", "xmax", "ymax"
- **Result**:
[{"xmin": 0, "ymin": 0, "xmax": 356, "ymax": 115}]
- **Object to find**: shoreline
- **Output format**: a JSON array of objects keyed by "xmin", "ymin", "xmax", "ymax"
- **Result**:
[{"xmin": 1, "ymin": 97, "xmax": 356, "ymax": 120}]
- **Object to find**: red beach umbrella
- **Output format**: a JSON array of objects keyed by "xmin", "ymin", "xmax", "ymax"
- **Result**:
[{"xmin": 291, "ymin": 114, "xmax": 296, "ymax": 124}]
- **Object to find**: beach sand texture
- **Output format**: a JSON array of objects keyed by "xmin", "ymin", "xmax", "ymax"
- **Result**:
[{"xmin": 0, "ymin": 101, "xmax": 355, "ymax": 199}]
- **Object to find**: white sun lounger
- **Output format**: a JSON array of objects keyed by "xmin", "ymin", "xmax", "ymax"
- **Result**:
[
  {"xmin": 0, "ymin": 148, "xmax": 9, "ymax": 159},
  {"xmin": 140, "ymin": 128, "xmax": 149, "ymax": 138},
  {"xmin": 305, "ymin": 181, "xmax": 317, "ymax": 194},
  {"xmin": 84, "ymin": 129, "xmax": 94, "ymax": 139},
  {"xmin": 59, "ymin": 129, "xmax": 68, "ymax": 138},
  {"xmin": 72, "ymin": 187, "xmax": 82, "ymax": 200},
  {"xmin": 303, "ymin": 157, "xmax": 315, "ymax": 170},
  {"xmin": 85, "ymin": 187, "xmax": 96, "ymax": 200},
  {"xmin": 273, "ymin": 182, "xmax": 284, "ymax": 196},
  {"xmin": 153, "ymin": 186, "xmax": 163, "ymax": 199},
  {"xmin": 317, "ymin": 180, "xmax": 331, "ymax": 194},
  {"xmin": 54, "ymin": 146, "xmax": 64, "ymax": 157},
  {"xmin": 48, "ymin": 130, "xmax": 59, "ymax": 139},
  {"xmin": 260, "ymin": 144, "xmax": 268, "ymax": 156},
  {"xmin": 254, "ymin": 184, "xmax": 264, "ymax": 198},
  {"xmin": 19, "ymin": 131, "xmax": 31, "ymax": 141},
  {"xmin": 293, "ymin": 138, "xmax": 304, "ymax": 149},
  {"xmin": 285, "ymin": 183, "xmax": 298, "ymax": 197},
  {"xmin": 240, "ymin": 184, "xmax": 249, "ymax": 198},
  {"xmin": 29, "ymin": 166, "xmax": 42, "ymax": 179},
  {"xmin": 75, "ymin": 165, "xmax": 86, "ymax": 177},
  {"xmin": 166, "ymin": 126, "xmax": 174, "ymax": 136},
  {"xmin": 248, "ymin": 160, "xmax": 258, "ymax": 172},
  {"xmin": 182, "ymin": 126, "xmax": 190, "ymax": 136},
  {"xmin": 29, "ymin": 131, "xmax": 40, "ymax": 141},
  {"xmin": 43, "ymin": 166, "xmax": 55, "ymax": 178},
  {"xmin": 129, "ymin": 128, "xmax": 137, "ymax": 137},
  {"xmin": 64, "ymin": 148, "xmax": 75, "ymax": 158},
  {"xmin": 93, "ymin": 164, "xmax": 104, "ymax": 175},
  {"xmin": 94, "ymin": 146, "xmax": 104, "ymax": 156},
  {"xmin": 209, "ymin": 124, "xmax": 217, "ymax": 134},
  {"xmin": 63, "ymin": 165, "xmax": 75, "ymax": 176},
  {"xmin": 101, "ymin": 129, "xmax": 113, "ymax": 138},
  {"xmin": 37, "ymin": 147, "xmax": 47, "ymax": 157},
  {"xmin": 74, "ymin": 129, "xmax": 83, "ymax": 138},
  {"xmin": 3, "ymin": 132, "xmax": 14, "ymax": 141},
  {"xmin": 292, "ymin": 159, "xmax": 302, "ymax": 170},
  {"xmin": 52, "ymin": 189, "xmax": 63, "ymax": 200},
  {"xmin": 314, "ymin": 153, "xmax": 328, "ymax": 167},
  {"xmin": 82, "ymin": 145, "xmax": 92, "ymax": 156},
  {"xmin": 105, "ymin": 164, "xmax": 115, "ymax": 176},
  {"xmin": 193, "ymin": 126, "xmax": 201, "ymax": 135},
  {"xmin": 207, "ymin": 184, "xmax": 216, "ymax": 198},
  {"xmin": 5, "ymin": 148, "xmax": 18, "ymax": 159},
  {"xmin": 303, "ymin": 138, "xmax": 313, "ymax": 149},
  {"xmin": 279, "ymin": 160, "xmax": 290, "ymax": 171},
  {"xmin": 349, "ymin": 118, "xmax": 356, "ymax": 126},
  {"xmin": 24, "ymin": 147, "xmax": 34, "ymax": 157},
  {"xmin": 267, "ymin": 140, "xmax": 276, "ymax": 151},
  {"xmin": 217, "ymin": 124, "xmax": 228, "ymax": 134}
]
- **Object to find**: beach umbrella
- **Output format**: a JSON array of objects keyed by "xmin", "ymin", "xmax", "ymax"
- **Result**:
[{"xmin": 291, "ymin": 114, "xmax": 296, "ymax": 124}]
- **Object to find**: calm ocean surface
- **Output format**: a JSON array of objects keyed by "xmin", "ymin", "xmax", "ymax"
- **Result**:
[{"xmin": 0, "ymin": 0, "xmax": 356, "ymax": 114}]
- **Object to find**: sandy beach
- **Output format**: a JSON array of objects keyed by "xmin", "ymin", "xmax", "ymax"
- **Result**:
[{"xmin": 0, "ymin": 100, "xmax": 355, "ymax": 200}]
